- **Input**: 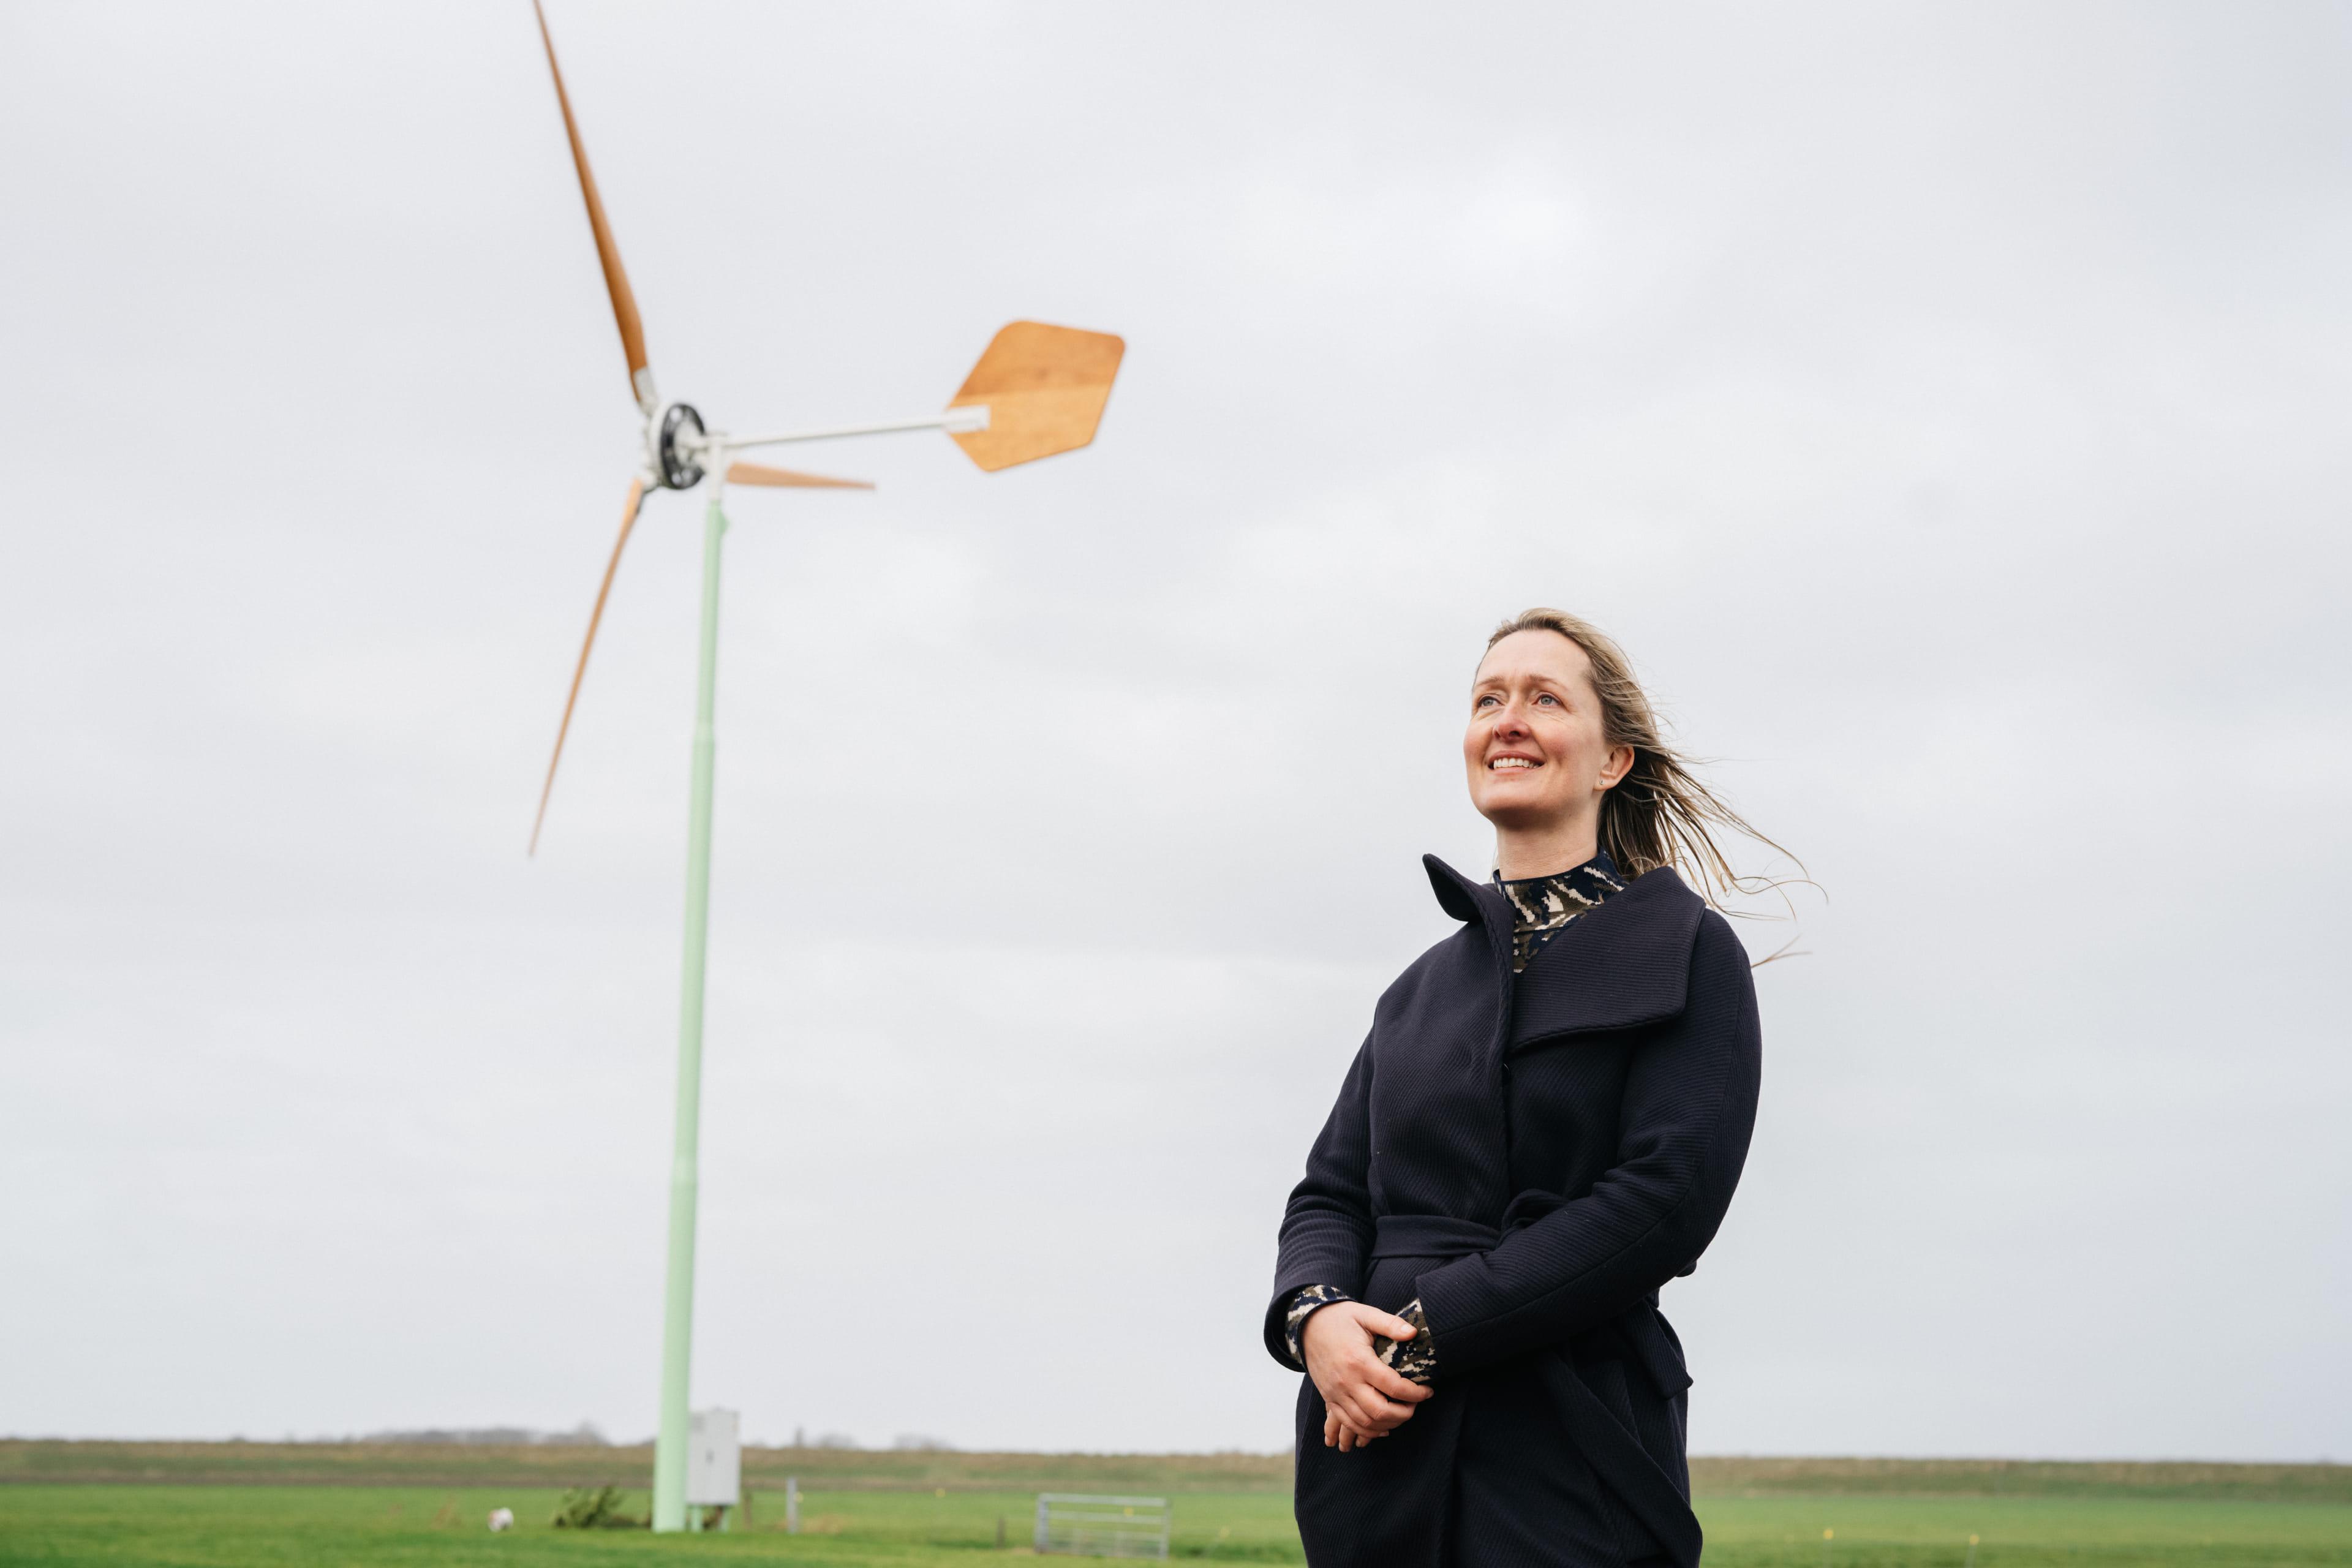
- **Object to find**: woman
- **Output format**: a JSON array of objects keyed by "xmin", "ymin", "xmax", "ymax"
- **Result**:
[{"xmin": 1265, "ymin": 609, "xmax": 1771, "ymax": 1568}]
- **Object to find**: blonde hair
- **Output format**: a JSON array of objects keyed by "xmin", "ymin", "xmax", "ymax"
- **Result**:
[{"xmin": 1483, "ymin": 608, "xmax": 1798, "ymax": 910}]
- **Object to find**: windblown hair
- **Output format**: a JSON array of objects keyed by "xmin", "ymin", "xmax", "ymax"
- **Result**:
[{"xmin": 1484, "ymin": 608, "xmax": 1798, "ymax": 909}]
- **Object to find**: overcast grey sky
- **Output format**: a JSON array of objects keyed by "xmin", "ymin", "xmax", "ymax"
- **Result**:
[{"xmin": 3, "ymin": 1, "xmax": 2348, "ymax": 1461}]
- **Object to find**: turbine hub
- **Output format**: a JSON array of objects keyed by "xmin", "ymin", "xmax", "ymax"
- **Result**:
[{"xmin": 652, "ymin": 402, "xmax": 706, "ymax": 490}]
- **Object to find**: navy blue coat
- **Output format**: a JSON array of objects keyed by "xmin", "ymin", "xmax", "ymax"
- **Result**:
[{"xmin": 1265, "ymin": 857, "xmax": 1761, "ymax": 1568}]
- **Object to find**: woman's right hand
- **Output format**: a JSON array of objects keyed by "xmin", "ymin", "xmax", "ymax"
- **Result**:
[{"xmin": 1302, "ymin": 1301, "xmax": 1432, "ymax": 1447}]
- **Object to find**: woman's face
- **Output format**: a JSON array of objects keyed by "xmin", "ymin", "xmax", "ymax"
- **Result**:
[{"xmin": 1463, "ymin": 630, "xmax": 1632, "ymax": 834}]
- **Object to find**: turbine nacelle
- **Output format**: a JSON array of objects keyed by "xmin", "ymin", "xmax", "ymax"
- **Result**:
[{"xmin": 633, "ymin": 314, "xmax": 1128, "ymax": 496}]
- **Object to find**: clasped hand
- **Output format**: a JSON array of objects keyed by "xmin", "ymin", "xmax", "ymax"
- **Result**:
[{"xmin": 1302, "ymin": 1302, "xmax": 1432, "ymax": 1452}]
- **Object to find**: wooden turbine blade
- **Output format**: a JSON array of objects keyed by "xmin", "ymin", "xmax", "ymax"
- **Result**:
[
  {"xmin": 725, "ymin": 462, "xmax": 875, "ymax": 490},
  {"xmin": 947, "ymin": 321, "xmax": 1125, "ymax": 472},
  {"xmin": 530, "ymin": 476, "xmax": 646, "ymax": 855},
  {"xmin": 530, "ymin": 0, "xmax": 655, "ymax": 410}
]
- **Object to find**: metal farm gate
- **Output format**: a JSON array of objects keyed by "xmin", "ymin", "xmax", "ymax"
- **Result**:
[{"xmin": 1033, "ymin": 1493, "xmax": 1171, "ymax": 1558}]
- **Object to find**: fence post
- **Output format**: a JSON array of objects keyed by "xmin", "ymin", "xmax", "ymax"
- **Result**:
[
  {"xmin": 785, "ymin": 1476, "xmax": 799, "ymax": 1534},
  {"xmin": 1035, "ymin": 1494, "xmax": 1049, "ymax": 1552}
]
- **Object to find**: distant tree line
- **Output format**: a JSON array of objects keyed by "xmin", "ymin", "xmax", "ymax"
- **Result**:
[{"xmin": 349, "ymin": 1422, "xmax": 609, "ymax": 1447}]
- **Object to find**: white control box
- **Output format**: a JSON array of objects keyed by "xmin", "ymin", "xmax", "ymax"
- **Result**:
[{"xmin": 686, "ymin": 1408, "xmax": 741, "ymax": 1506}]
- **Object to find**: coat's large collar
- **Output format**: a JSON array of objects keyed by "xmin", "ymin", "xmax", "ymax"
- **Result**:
[{"xmin": 1422, "ymin": 854, "xmax": 1706, "ymax": 1041}]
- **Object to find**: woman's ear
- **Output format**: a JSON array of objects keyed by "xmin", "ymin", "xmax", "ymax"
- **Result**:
[{"xmin": 1599, "ymin": 744, "xmax": 1635, "ymax": 790}]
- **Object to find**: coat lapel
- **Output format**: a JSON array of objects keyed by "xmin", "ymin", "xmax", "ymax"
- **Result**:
[
  {"xmin": 1423, "ymin": 854, "xmax": 1707, "ymax": 1046},
  {"xmin": 1423, "ymin": 853, "xmax": 1501, "ymax": 927},
  {"xmin": 1422, "ymin": 854, "xmax": 1518, "ymax": 995},
  {"xmin": 1512, "ymin": 868, "xmax": 1704, "ymax": 1042}
]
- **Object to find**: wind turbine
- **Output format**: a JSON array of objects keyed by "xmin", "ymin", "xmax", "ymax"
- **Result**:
[{"xmin": 521, "ymin": 1, "xmax": 1123, "ymax": 1532}]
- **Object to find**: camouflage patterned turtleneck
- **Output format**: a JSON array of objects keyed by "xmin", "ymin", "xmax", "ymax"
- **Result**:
[
  {"xmin": 1276, "ymin": 851, "xmax": 1625, "ymax": 1387},
  {"xmin": 1496, "ymin": 850, "xmax": 1626, "ymax": 974}
]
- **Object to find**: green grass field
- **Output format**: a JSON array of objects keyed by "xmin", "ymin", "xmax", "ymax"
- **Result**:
[{"xmin": 2, "ymin": 1445, "xmax": 2347, "ymax": 1567}]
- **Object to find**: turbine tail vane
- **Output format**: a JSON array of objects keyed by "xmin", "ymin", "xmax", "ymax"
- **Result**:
[{"xmin": 948, "ymin": 321, "xmax": 1125, "ymax": 472}]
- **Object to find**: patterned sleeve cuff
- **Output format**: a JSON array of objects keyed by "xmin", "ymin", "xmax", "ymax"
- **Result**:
[
  {"xmin": 1280, "ymin": 1284, "xmax": 1354, "ymax": 1369},
  {"xmin": 1371, "ymin": 1298, "xmax": 1436, "ymax": 1385}
]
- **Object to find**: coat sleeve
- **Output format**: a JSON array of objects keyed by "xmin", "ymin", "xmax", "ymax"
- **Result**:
[
  {"xmin": 1411, "ymin": 911, "xmax": 1760, "ymax": 1374},
  {"xmin": 1261, "ymin": 1033, "xmax": 1378, "ymax": 1368}
]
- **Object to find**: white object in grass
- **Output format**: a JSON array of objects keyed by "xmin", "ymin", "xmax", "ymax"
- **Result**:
[
  {"xmin": 687, "ymin": 1408, "xmax": 740, "ymax": 1506},
  {"xmin": 488, "ymin": 1507, "xmax": 514, "ymax": 1532}
]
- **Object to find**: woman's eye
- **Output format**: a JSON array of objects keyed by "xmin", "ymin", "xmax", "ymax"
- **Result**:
[
  {"xmin": 1476, "ymin": 694, "xmax": 1500, "ymax": 709},
  {"xmin": 1535, "ymin": 693, "xmax": 1558, "ymax": 707}
]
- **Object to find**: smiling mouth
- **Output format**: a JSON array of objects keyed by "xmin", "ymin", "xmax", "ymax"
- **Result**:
[{"xmin": 1488, "ymin": 756, "xmax": 1542, "ymax": 771}]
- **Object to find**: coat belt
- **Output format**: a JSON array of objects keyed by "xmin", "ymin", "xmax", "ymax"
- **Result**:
[
  {"xmin": 1370, "ymin": 1213, "xmax": 1691, "ymax": 1398},
  {"xmin": 1368, "ymin": 1212, "xmax": 1499, "ymax": 1261}
]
